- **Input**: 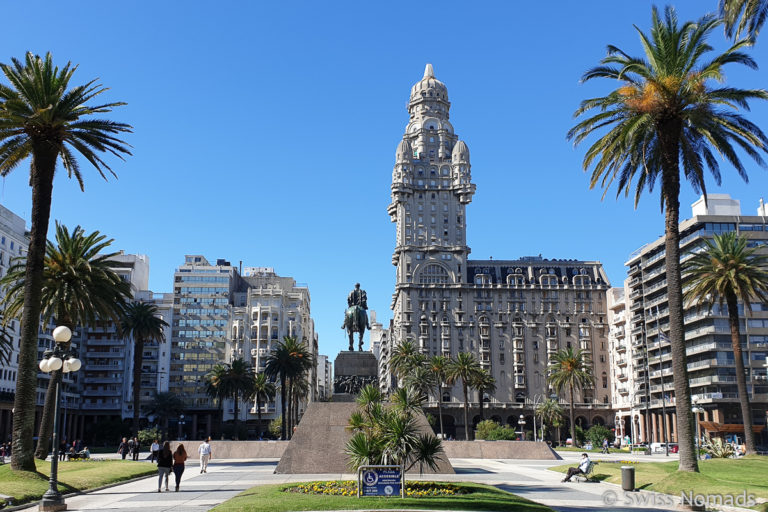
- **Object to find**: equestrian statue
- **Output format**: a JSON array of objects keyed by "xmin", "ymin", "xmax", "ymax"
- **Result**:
[{"xmin": 342, "ymin": 283, "xmax": 371, "ymax": 351}]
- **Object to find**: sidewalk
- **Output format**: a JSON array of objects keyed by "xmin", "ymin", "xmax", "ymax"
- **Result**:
[{"xmin": 12, "ymin": 457, "xmax": 681, "ymax": 512}]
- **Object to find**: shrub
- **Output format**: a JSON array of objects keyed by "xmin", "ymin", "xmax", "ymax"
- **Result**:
[
  {"xmin": 487, "ymin": 425, "xmax": 518, "ymax": 441},
  {"xmin": 475, "ymin": 420, "xmax": 500, "ymax": 440},
  {"xmin": 585, "ymin": 425, "xmax": 614, "ymax": 447},
  {"xmin": 268, "ymin": 416, "xmax": 282, "ymax": 438},
  {"xmin": 137, "ymin": 426, "xmax": 163, "ymax": 446},
  {"xmin": 702, "ymin": 434, "xmax": 734, "ymax": 458},
  {"xmin": 574, "ymin": 425, "xmax": 587, "ymax": 447}
]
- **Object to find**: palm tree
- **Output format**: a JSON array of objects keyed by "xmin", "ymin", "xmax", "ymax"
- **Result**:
[
  {"xmin": 445, "ymin": 352, "xmax": 481, "ymax": 440},
  {"xmin": 402, "ymin": 364, "xmax": 434, "ymax": 398},
  {"xmin": 536, "ymin": 398, "xmax": 564, "ymax": 443},
  {"xmin": 389, "ymin": 340, "xmax": 421, "ymax": 381},
  {"xmin": 265, "ymin": 336, "xmax": 310, "ymax": 440},
  {"xmin": 0, "ymin": 52, "xmax": 131, "ymax": 471},
  {"xmin": 120, "ymin": 302, "xmax": 168, "ymax": 435},
  {"xmin": 205, "ymin": 363, "xmax": 229, "ymax": 428},
  {"xmin": 252, "ymin": 373, "xmax": 276, "ymax": 438},
  {"xmin": 223, "ymin": 358, "xmax": 256, "ymax": 438},
  {"xmin": 144, "ymin": 391, "xmax": 185, "ymax": 438},
  {"xmin": 471, "ymin": 369, "xmax": 496, "ymax": 423},
  {"xmin": 427, "ymin": 355, "xmax": 450, "ymax": 438},
  {"xmin": 720, "ymin": 0, "xmax": 768, "ymax": 39},
  {"xmin": 0, "ymin": 318, "xmax": 10, "ymax": 366},
  {"xmin": 567, "ymin": 6, "xmax": 768, "ymax": 472},
  {"xmin": 547, "ymin": 348, "xmax": 594, "ymax": 448},
  {"xmin": 683, "ymin": 231, "xmax": 768, "ymax": 455},
  {"xmin": 0, "ymin": 223, "xmax": 131, "ymax": 459}
]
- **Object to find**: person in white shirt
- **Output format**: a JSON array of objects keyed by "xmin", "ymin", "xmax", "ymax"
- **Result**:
[
  {"xmin": 562, "ymin": 453, "xmax": 591, "ymax": 482},
  {"xmin": 198, "ymin": 437, "xmax": 212, "ymax": 473},
  {"xmin": 150, "ymin": 439, "xmax": 160, "ymax": 463}
]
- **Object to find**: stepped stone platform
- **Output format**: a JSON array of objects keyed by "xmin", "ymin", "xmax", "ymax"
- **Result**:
[
  {"xmin": 274, "ymin": 402, "xmax": 455, "ymax": 474},
  {"xmin": 441, "ymin": 440, "xmax": 562, "ymax": 460},
  {"xmin": 170, "ymin": 440, "xmax": 287, "ymax": 459}
]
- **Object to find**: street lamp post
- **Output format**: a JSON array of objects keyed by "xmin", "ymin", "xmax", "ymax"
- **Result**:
[
  {"xmin": 691, "ymin": 404, "xmax": 703, "ymax": 459},
  {"xmin": 39, "ymin": 326, "xmax": 81, "ymax": 512},
  {"xmin": 178, "ymin": 414, "xmax": 185, "ymax": 440},
  {"xmin": 517, "ymin": 414, "xmax": 526, "ymax": 441}
]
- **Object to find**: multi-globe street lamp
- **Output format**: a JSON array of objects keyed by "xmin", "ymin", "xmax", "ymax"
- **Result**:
[
  {"xmin": 38, "ymin": 326, "xmax": 81, "ymax": 512},
  {"xmin": 691, "ymin": 404, "xmax": 704, "ymax": 459},
  {"xmin": 517, "ymin": 414, "xmax": 526, "ymax": 440}
]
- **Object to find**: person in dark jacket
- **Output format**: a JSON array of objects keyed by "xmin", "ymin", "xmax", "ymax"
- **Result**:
[
  {"xmin": 131, "ymin": 437, "xmax": 140, "ymax": 461},
  {"xmin": 156, "ymin": 441, "xmax": 173, "ymax": 492},
  {"xmin": 118, "ymin": 437, "xmax": 129, "ymax": 459}
]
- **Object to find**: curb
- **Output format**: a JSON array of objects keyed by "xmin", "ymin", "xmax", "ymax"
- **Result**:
[{"xmin": 4, "ymin": 472, "xmax": 156, "ymax": 511}]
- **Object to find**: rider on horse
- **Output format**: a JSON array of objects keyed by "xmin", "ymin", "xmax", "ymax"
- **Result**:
[{"xmin": 342, "ymin": 283, "xmax": 371, "ymax": 350}]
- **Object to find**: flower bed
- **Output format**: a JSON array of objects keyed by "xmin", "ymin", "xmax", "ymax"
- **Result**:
[{"xmin": 287, "ymin": 480, "xmax": 468, "ymax": 498}]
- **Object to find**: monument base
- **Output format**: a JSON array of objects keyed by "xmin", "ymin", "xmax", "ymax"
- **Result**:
[{"xmin": 333, "ymin": 351, "xmax": 378, "ymax": 398}]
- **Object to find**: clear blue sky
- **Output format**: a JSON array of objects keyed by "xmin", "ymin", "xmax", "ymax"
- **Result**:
[{"xmin": 1, "ymin": 1, "xmax": 767, "ymax": 359}]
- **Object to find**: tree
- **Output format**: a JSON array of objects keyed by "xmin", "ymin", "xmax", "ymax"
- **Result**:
[
  {"xmin": 205, "ymin": 359, "xmax": 256, "ymax": 439},
  {"xmin": 535, "ymin": 398, "xmax": 564, "ymax": 443},
  {"xmin": 567, "ymin": 6, "xmax": 768, "ymax": 472},
  {"xmin": 445, "ymin": 352, "xmax": 481, "ymax": 440},
  {"xmin": 120, "ymin": 302, "xmax": 168, "ymax": 435},
  {"xmin": 427, "ymin": 355, "xmax": 450, "ymax": 439},
  {"xmin": 470, "ymin": 369, "xmax": 496, "ymax": 422},
  {"xmin": 205, "ymin": 363, "xmax": 229, "ymax": 427},
  {"xmin": 0, "ymin": 52, "xmax": 131, "ymax": 471},
  {"xmin": 683, "ymin": 231, "xmax": 768, "ymax": 455},
  {"xmin": 402, "ymin": 364, "xmax": 434, "ymax": 398},
  {"xmin": 264, "ymin": 336, "xmax": 313, "ymax": 440},
  {"xmin": 720, "ymin": 0, "xmax": 768, "ymax": 39},
  {"xmin": 547, "ymin": 348, "xmax": 594, "ymax": 448},
  {"xmin": 0, "ymin": 223, "xmax": 131, "ymax": 459},
  {"xmin": 252, "ymin": 373, "xmax": 276, "ymax": 437},
  {"xmin": 144, "ymin": 391, "xmax": 185, "ymax": 438},
  {"xmin": 389, "ymin": 340, "xmax": 422, "ymax": 381}
]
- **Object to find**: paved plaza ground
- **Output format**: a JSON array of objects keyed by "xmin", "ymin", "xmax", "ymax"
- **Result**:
[{"xmin": 9, "ymin": 451, "xmax": 687, "ymax": 512}]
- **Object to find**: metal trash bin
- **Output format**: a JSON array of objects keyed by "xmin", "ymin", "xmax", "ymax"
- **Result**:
[{"xmin": 621, "ymin": 465, "xmax": 635, "ymax": 491}]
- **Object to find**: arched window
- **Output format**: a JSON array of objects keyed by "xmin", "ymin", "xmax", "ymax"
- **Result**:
[{"xmin": 419, "ymin": 264, "xmax": 450, "ymax": 284}]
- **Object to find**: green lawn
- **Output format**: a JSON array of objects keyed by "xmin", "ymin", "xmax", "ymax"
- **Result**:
[
  {"xmin": 555, "ymin": 446, "xmax": 630, "ymax": 453},
  {"xmin": 550, "ymin": 455, "xmax": 768, "ymax": 511},
  {"xmin": 0, "ymin": 459, "xmax": 155, "ymax": 506},
  {"xmin": 212, "ymin": 481, "xmax": 554, "ymax": 512}
]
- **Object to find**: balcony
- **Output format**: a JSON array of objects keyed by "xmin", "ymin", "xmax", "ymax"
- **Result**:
[{"xmin": 84, "ymin": 364, "xmax": 124, "ymax": 371}]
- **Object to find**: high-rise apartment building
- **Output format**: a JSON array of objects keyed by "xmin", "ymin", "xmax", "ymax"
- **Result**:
[
  {"xmin": 231, "ymin": 266, "xmax": 317, "ymax": 427},
  {"xmin": 316, "ymin": 354, "xmax": 332, "ymax": 401},
  {"xmin": 170, "ymin": 255, "xmax": 236, "ymax": 438},
  {"xmin": 386, "ymin": 65, "xmax": 613, "ymax": 439},
  {"xmin": 625, "ymin": 194, "xmax": 768, "ymax": 446},
  {"xmin": 607, "ymin": 287, "xmax": 637, "ymax": 444}
]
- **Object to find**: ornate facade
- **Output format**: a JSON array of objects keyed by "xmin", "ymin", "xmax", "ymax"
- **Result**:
[{"xmin": 385, "ymin": 65, "xmax": 613, "ymax": 439}]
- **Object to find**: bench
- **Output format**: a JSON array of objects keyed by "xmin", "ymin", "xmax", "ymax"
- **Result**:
[{"xmin": 574, "ymin": 461, "xmax": 598, "ymax": 482}]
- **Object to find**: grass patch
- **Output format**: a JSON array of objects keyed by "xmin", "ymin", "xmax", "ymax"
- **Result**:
[
  {"xmin": 550, "ymin": 455, "xmax": 768, "ymax": 511},
  {"xmin": 213, "ymin": 481, "xmax": 554, "ymax": 511},
  {"xmin": 0, "ymin": 459, "xmax": 155, "ymax": 506},
  {"xmin": 554, "ymin": 446, "xmax": 629, "ymax": 453}
]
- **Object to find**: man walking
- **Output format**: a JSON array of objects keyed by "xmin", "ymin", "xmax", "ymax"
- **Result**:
[
  {"xmin": 150, "ymin": 439, "xmax": 160, "ymax": 463},
  {"xmin": 198, "ymin": 437, "xmax": 212, "ymax": 473}
]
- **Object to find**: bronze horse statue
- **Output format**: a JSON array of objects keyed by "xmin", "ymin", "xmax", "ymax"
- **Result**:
[{"xmin": 343, "ymin": 304, "xmax": 369, "ymax": 351}]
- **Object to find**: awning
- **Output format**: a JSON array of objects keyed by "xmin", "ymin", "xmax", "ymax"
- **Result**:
[{"xmin": 699, "ymin": 421, "xmax": 765, "ymax": 434}]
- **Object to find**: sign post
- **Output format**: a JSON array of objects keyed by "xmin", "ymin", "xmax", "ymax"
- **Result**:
[{"xmin": 357, "ymin": 465, "xmax": 404, "ymax": 498}]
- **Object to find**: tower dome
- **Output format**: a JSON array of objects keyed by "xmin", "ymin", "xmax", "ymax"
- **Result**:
[
  {"xmin": 452, "ymin": 140, "xmax": 469, "ymax": 163},
  {"xmin": 409, "ymin": 63, "xmax": 449, "ymax": 106},
  {"xmin": 395, "ymin": 139, "xmax": 413, "ymax": 163}
]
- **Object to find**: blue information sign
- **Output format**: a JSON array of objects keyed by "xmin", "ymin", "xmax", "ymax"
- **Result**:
[{"xmin": 360, "ymin": 467, "xmax": 402, "ymax": 497}]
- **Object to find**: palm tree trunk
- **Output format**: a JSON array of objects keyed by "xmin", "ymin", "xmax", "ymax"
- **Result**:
[
  {"xmin": 12, "ymin": 149, "xmax": 56, "ymax": 471},
  {"xmin": 257, "ymin": 398, "xmax": 263, "ymax": 438},
  {"xmin": 132, "ymin": 337, "xmax": 144, "ymax": 434},
  {"xmin": 436, "ymin": 383, "xmax": 444, "ymax": 438},
  {"xmin": 280, "ymin": 374, "xmax": 287, "ymax": 440},
  {"xmin": 462, "ymin": 380, "xmax": 470, "ymax": 441},
  {"xmin": 659, "ymin": 120, "xmax": 698, "ymax": 472},
  {"xmin": 233, "ymin": 390, "xmax": 239, "ymax": 440},
  {"xmin": 569, "ymin": 384, "xmax": 576, "ymax": 447},
  {"xmin": 34, "ymin": 316, "xmax": 75, "ymax": 460},
  {"xmin": 727, "ymin": 291, "xmax": 756, "ymax": 454}
]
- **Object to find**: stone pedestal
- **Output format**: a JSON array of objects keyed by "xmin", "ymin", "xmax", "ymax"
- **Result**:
[{"xmin": 333, "ymin": 351, "xmax": 378, "ymax": 402}]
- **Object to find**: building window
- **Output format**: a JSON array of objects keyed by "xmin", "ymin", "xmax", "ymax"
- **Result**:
[{"xmin": 419, "ymin": 264, "xmax": 450, "ymax": 284}]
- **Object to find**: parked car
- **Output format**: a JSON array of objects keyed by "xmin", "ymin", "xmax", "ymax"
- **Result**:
[{"xmin": 650, "ymin": 442, "xmax": 678, "ymax": 453}]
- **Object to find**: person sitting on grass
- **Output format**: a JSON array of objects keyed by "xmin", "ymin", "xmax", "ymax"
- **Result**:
[
  {"xmin": 562, "ymin": 453, "xmax": 591, "ymax": 482},
  {"xmin": 79, "ymin": 447, "xmax": 91, "ymax": 459}
]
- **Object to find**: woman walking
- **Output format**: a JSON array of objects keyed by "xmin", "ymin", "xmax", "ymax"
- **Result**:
[
  {"xmin": 156, "ymin": 441, "xmax": 172, "ymax": 492},
  {"xmin": 172, "ymin": 444, "xmax": 188, "ymax": 492}
]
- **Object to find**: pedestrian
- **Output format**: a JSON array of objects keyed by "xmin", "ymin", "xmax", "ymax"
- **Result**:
[
  {"xmin": 131, "ymin": 437, "xmax": 140, "ymax": 461},
  {"xmin": 601, "ymin": 438, "xmax": 609, "ymax": 454},
  {"xmin": 172, "ymin": 444, "xmax": 188, "ymax": 492},
  {"xmin": 118, "ymin": 437, "xmax": 129, "ymax": 459},
  {"xmin": 150, "ymin": 439, "xmax": 160, "ymax": 463},
  {"xmin": 198, "ymin": 437, "xmax": 212, "ymax": 473},
  {"xmin": 156, "ymin": 441, "xmax": 172, "ymax": 492},
  {"xmin": 59, "ymin": 441, "xmax": 67, "ymax": 461}
]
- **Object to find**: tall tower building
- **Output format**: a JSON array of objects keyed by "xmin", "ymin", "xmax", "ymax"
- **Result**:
[{"xmin": 387, "ymin": 66, "xmax": 612, "ymax": 439}]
